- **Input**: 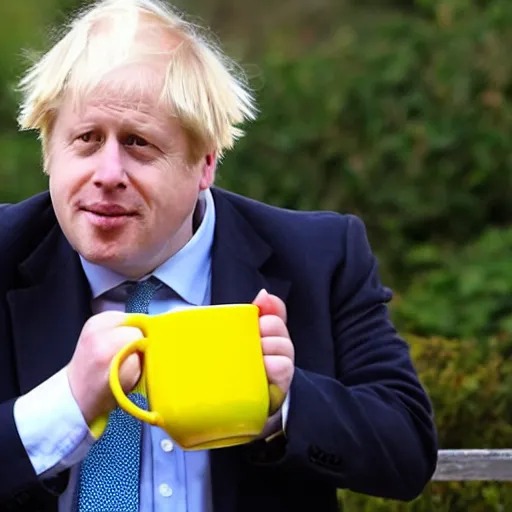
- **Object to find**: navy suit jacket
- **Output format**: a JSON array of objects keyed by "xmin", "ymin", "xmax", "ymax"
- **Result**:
[{"xmin": 0, "ymin": 187, "xmax": 437, "ymax": 511}]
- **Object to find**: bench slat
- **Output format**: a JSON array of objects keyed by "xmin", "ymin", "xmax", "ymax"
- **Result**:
[{"xmin": 432, "ymin": 450, "xmax": 512, "ymax": 481}]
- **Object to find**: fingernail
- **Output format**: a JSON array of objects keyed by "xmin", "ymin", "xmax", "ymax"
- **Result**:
[{"xmin": 255, "ymin": 288, "xmax": 268, "ymax": 301}]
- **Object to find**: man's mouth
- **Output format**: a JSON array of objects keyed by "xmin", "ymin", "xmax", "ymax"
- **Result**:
[
  {"xmin": 80, "ymin": 203, "xmax": 137, "ymax": 217},
  {"xmin": 79, "ymin": 203, "xmax": 138, "ymax": 229}
]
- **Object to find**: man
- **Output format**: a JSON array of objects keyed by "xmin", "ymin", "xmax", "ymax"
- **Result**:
[{"xmin": 0, "ymin": 0, "xmax": 437, "ymax": 511}]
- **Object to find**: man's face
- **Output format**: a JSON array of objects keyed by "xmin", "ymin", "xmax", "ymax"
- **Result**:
[{"xmin": 48, "ymin": 71, "xmax": 215, "ymax": 278}]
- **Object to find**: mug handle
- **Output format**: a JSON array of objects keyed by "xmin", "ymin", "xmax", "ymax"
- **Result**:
[
  {"xmin": 89, "ymin": 413, "xmax": 109, "ymax": 439},
  {"xmin": 88, "ymin": 314, "xmax": 157, "ymax": 438},
  {"xmin": 109, "ymin": 337, "xmax": 164, "ymax": 428}
]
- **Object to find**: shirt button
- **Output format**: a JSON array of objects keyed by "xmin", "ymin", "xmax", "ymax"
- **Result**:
[
  {"xmin": 159, "ymin": 483, "xmax": 173, "ymax": 497},
  {"xmin": 160, "ymin": 439, "xmax": 174, "ymax": 452}
]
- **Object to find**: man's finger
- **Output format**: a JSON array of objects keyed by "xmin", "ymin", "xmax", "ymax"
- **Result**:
[
  {"xmin": 261, "ymin": 336, "xmax": 294, "ymax": 360},
  {"xmin": 264, "ymin": 355, "xmax": 294, "ymax": 391},
  {"xmin": 86, "ymin": 311, "xmax": 128, "ymax": 333},
  {"xmin": 259, "ymin": 315, "xmax": 289, "ymax": 339}
]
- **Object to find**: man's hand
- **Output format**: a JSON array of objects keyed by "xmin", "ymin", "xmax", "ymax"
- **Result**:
[
  {"xmin": 253, "ymin": 289, "xmax": 294, "ymax": 414},
  {"xmin": 67, "ymin": 311, "xmax": 144, "ymax": 425}
]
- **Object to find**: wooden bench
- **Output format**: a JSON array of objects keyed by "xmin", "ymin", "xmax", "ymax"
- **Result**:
[{"xmin": 432, "ymin": 450, "xmax": 512, "ymax": 481}]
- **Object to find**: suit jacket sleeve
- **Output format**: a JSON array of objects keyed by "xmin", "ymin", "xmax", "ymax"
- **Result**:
[
  {"xmin": 0, "ymin": 399, "xmax": 69, "ymax": 509},
  {"xmin": 0, "ymin": 333, "xmax": 74, "ymax": 506},
  {"xmin": 0, "ymin": 399, "xmax": 40, "ymax": 500},
  {"xmin": 249, "ymin": 214, "xmax": 438, "ymax": 501}
]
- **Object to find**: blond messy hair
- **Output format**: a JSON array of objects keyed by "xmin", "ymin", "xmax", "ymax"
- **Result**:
[{"xmin": 17, "ymin": 0, "xmax": 257, "ymax": 167}]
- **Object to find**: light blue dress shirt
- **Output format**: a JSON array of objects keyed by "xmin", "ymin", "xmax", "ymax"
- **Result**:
[{"xmin": 13, "ymin": 187, "xmax": 289, "ymax": 511}]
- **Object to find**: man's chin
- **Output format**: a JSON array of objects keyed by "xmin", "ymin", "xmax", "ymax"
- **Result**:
[
  {"xmin": 77, "ymin": 246, "xmax": 127, "ymax": 270},
  {"xmin": 78, "ymin": 247, "xmax": 152, "ymax": 279}
]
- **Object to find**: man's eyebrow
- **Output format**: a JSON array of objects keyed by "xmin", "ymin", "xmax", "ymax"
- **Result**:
[{"xmin": 121, "ymin": 121, "xmax": 167, "ymax": 139}]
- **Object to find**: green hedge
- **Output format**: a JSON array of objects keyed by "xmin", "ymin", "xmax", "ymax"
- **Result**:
[
  {"xmin": 338, "ymin": 334, "xmax": 512, "ymax": 511},
  {"xmin": 217, "ymin": 0, "xmax": 512, "ymax": 288},
  {"xmin": 394, "ymin": 227, "xmax": 512, "ymax": 340}
]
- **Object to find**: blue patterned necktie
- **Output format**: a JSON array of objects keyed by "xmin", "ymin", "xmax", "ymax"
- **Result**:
[{"xmin": 77, "ymin": 277, "xmax": 163, "ymax": 512}]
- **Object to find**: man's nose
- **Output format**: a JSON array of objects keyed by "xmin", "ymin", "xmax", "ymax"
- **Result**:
[{"xmin": 93, "ymin": 139, "xmax": 127, "ymax": 190}]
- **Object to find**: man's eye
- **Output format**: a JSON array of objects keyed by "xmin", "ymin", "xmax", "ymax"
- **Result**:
[
  {"xmin": 125, "ymin": 135, "xmax": 149, "ymax": 147},
  {"xmin": 78, "ymin": 132, "xmax": 101, "ymax": 143}
]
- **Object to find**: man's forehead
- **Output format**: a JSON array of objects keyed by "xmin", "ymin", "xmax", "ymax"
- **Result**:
[
  {"xmin": 63, "ymin": 63, "xmax": 170, "ymax": 119},
  {"xmin": 77, "ymin": 93, "xmax": 159, "ymax": 116}
]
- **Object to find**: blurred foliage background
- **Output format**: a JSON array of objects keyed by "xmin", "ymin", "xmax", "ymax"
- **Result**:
[{"xmin": 1, "ymin": 0, "xmax": 512, "ymax": 510}]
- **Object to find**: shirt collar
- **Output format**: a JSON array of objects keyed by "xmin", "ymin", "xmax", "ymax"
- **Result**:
[{"xmin": 79, "ymin": 188, "xmax": 216, "ymax": 306}]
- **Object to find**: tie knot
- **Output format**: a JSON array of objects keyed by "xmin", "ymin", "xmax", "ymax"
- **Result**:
[{"xmin": 125, "ymin": 276, "xmax": 163, "ymax": 314}]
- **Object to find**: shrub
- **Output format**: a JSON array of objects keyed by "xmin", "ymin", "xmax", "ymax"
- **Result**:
[
  {"xmin": 393, "ymin": 228, "xmax": 512, "ymax": 340},
  {"xmin": 338, "ymin": 334, "xmax": 512, "ymax": 511},
  {"xmin": 217, "ymin": 0, "xmax": 512, "ymax": 288}
]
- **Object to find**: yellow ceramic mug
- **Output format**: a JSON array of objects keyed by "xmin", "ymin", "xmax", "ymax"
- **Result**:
[{"xmin": 107, "ymin": 304, "xmax": 275, "ymax": 450}]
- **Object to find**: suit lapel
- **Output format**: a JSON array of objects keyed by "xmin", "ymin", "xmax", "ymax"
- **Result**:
[
  {"xmin": 210, "ymin": 188, "xmax": 290, "ymax": 306},
  {"xmin": 209, "ymin": 188, "xmax": 291, "ymax": 512},
  {"xmin": 7, "ymin": 225, "xmax": 91, "ymax": 394}
]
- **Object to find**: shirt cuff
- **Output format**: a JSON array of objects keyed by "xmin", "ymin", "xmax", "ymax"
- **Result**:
[
  {"xmin": 13, "ymin": 367, "xmax": 95, "ymax": 478},
  {"xmin": 258, "ymin": 390, "xmax": 290, "ymax": 441},
  {"xmin": 281, "ymin": 391, "xmax": 290, "ymax": 431}
]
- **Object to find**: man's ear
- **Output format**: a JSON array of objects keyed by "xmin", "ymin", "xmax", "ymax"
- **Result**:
[{"xmin": 199, "ymin": 151, "xmax": 216, "ymax": 190}]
